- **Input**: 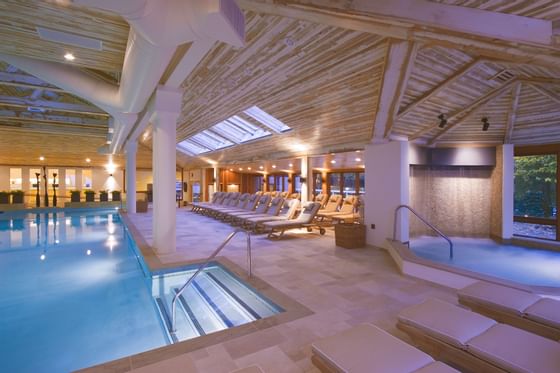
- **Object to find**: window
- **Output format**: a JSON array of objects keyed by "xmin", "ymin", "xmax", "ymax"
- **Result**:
[
  {"xmin": 29, "ymin": 168, "xmax": 41, "ymax": 191},
  {"xmin": 176, "ymin": 106, "xmax": 291, "ymax": 157},
  {"xmin": 359, "ymin": 172, "xmax": 365, "ymax": 195},
  {"xmin": 48, "ymin": 169, "xmax": 59, "ymax": 187},
  {"xmin": 66, "ymin": 169, "xmax": 76, "ymax": 189},
  {"xmin": 9, "ymin": 168, "xmax": 22, "ymax": 190},
  {"xmin": 342, "ymin": 173, "xmax": 357, "ymax": 196},
  {"xmin": 254, "ymin": 176, "xmax": 263, "ymax": 192},
  {"xmin": 294, "ymin": 175, "xmax": 301, "ymax": 193},
  {"xmin": 329, "ymin": 173, "xmax": 341, "ymax": 195},
  {"xmin": 243, "ymin": 106, "xmax": 291, "ymax": 133},
  {"xmin": 514, "ymin": 153, "xmax": 557, "ymax": 240},
  {"xmin": 82, "ymin": 169, "xmax": 93, "ymax": 189},
  {"xmin": 313, "ymin": 173, "xmax": 322, "ymax": 196}
]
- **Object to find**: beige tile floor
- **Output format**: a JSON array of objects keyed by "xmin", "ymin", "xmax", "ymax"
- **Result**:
[{"xmin": 122, "ymin": 207, "xmax": 456, "ymax": 373}]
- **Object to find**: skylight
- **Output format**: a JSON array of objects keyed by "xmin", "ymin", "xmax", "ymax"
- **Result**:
[
  {"xmin": 176, "ymin": 106, "xmax": 290, "ymax": 156},
  {"xmin": 243, "ymin": 106, "xmax": 291, "ymax": 133},
  {"xmin": 211, "ymin": 116, "xmax": 271, "ymax": 143}
]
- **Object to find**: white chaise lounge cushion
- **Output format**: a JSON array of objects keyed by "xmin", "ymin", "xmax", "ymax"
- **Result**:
[
  {"xmin": 524, "ymin": 297, "xmax": 560, "ymax": 329},
  {"xmin": 412, "ymin": 361, "xmax": 460, "ymax": 373},
  {"xmin": 312, "ymin": 323, "xmax": 435, "ymax": 373},
  {"xmin": 458, "ymin": 281, "xmax": 540, "ymax": 315},
  {"xmin": 398, "ymin": 298, "xmax": 496, "ymax": 349},
  {"xmin": 467, "ymin": 323, "xmax": 560, "ymax": 373}
]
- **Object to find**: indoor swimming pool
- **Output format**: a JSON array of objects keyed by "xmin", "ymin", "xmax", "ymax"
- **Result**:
[
  {"xmin": 410, "ymin": 236, "xmax": 560, "ymax": 287},
  {"xmin": 0, "ymin": 209, "xmax": 281, "ymax": 372}
]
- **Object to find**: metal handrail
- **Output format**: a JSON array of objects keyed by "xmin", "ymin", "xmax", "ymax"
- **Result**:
[
  {"xmin": 393, "ymin": 204, "xmax": 453, "ymax": 258},
  {"xmin": 170, "ymin": 229, "xmax": 252, "ymax": 333}
]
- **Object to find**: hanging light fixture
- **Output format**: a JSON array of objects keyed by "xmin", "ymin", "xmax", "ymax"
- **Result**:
[
  {"xmin": 481, "ymin": 117, "xmax": 490, "ymax": 131},
  {"xmin": 438, "ymin": 114, "xmax": 447, "ymax": 128}
]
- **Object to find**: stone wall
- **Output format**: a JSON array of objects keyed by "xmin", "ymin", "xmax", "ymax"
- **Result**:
[{"xmin": 409, "ymin": 166, "xmax": 493, "ymax": 237}]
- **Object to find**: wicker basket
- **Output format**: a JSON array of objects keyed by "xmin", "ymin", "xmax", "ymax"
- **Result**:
[{"xmin": 335, "ymin": 223, "xmax": 366, "ymax": 249}]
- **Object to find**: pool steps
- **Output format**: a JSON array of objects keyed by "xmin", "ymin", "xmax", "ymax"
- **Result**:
[{"xmin": 153, "ymin": 266, "xmax": 278, "ymax": 343}]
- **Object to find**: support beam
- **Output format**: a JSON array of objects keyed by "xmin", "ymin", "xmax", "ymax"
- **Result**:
[
  {"xmin": 528, "ymin": 83, "xmax": 560, "ymax": 106},
  {"xmin": 238, "ymin": 0, "xmax": 560, "ymax": 69},
  {"xmin": 504, "ymin": 82, "xmax": 521, "ymax": 144},
  {"xmin": 164, "ymin": 39, "xmax": 216, "ymax": 89},
  {"xmin": 0, "ymin": 122, "xmax": 106, "ymax": 137},
  {"xmin": 0, "ymin": 95, "xmax": 107, "ymax": 116},
  {"xmin": 411, "ymin": 79, "xmax": 517, "ymax": 142},
  {"xmin": 0, "ymin": 111, "xmax": 107, "ymax": 127},
  {"xmin": 0, "ymin": 72, "xmax": 65, "ymax": 92},
  {"xmin": 397, "ymin": 58, "xmax": 481, "ymax": 119},
  {"xmin": 276, "ymin": 0, "xmax": 553, "ymax": 45},
  {"xmin": 300, "ymin": 156, "xmax": 313, "ymax": 202},
  {"xmin": 373, "ymin": 41, "xmax": 418, "ymax": 140},
  {"xmin": 125, "ymin": 141, "xmax": 137, "ymax": 213}
]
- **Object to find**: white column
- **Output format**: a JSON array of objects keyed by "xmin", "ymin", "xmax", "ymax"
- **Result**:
[
  {"xmin": 502, "ymin": 144, "xmax": 514, "ymax": 239},
  {"xmin": 125, "ymin": 141, "xmax": 137, "ymax": 213},
  {"xmin": 300, "ymin": 156, "xmax": 313, "ymax": 202},
  {"xmin": 151, "ymin": 86, "xmax": 181, "ymax": 254},
  {"xmin": 213, "ymin": 166, "xmax": 220, "ymax": 193},
  {"xmin": 364, "ymin": 141, "xmax": 410, "ymax": 247}
]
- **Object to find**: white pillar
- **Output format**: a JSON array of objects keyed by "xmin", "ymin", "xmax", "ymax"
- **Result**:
[
  {"xmin": 214, "ymin": 166, "xmax": 220, "ymax": 193},
  {"xmin": 364, "ymin": 141, "xmax": 409, "ymax": 247},
  {"xmin": 151, "ymin": 86, "xmax": 181, "ymax": 254},
  {"xmin": 502, "ymin": 144, "xmax": 514, "ymax": 239},
  {"xmin": 125, "ymin": 141, "xmax": 137, "ymax": 213},
  {"xmin": 300, "ymin": 156, "xmax": 313, "ymax": 202}
]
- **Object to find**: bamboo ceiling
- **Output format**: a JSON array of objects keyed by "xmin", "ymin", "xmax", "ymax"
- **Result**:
[{"xmin": 1, "ymin": 1, "xmax": 560, "ymax": 170}]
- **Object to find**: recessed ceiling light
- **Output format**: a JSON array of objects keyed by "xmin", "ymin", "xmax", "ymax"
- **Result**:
[
  {"xmin": 238, "ymin": 167, "xmax": 243, "ymax": 171},
  {"xmin": 106, "ymin": 140, "xmax": 111, "ymax": 144},
  {"xmin": 355, "ymin": 150, "xmax": 361, "ymax": 153},
  {"xmin": 355, "ymin": 158, "xmax": 361, "ymax": 162},
  {"xmin": 85, "ymin": 158, "xmax": 91, "ymax": 163},
  {"xmin": 272, "ymin": 165, "xmax": 277, "ymax": 169},
  {"xmin": 330, "ymin": 160, "xmax": 336, "ymax": 164},
  {"xmin": 289, "ymin": 163, "xmax": 293, "ymax": 167},
  {"xmin": 259, "ymin": 166, "xmax": 264, "ymax": 170},
  {"xmin": 229, "ymin": 168, "xmax": 233, "ymax": 171},
  {"xmin": 39, "ymin": 156, "xmax": 45, "ymax": 161},
  {"xmin": 64, "ymin": 52, "xmax": 75, "ymax": 61},
  {"xmin": 248, "ymin": 167, "xmax": 251, "ymax": 170}
]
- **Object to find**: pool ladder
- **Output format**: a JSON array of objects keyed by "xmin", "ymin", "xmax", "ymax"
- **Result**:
[
  {"xmin": 393, "ymin": 204, "xmax": 453, "ymax": 259},
  {"xmin": 170, "ymin": 229, "xmax": 252, "ymax": 334}
]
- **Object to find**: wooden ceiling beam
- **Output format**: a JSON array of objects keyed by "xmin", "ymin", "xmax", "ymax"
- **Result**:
[
  {"xmin": 520, "ymin": 77, "xmax": 560, "ymax": 86},
  {"xmin": 277, "ymin": 0, "xmax": 552, "ymax": 45},
  {"xmin": 528, "ymin": 83, "xmax": 560, "ymax": 106},
  {"xmin": 504, "ymin": 82, "xmax": 522, "ymax": 144},
  {"xmin": 397, "ymin": 58, "xmax": 481, "ymax": 120},
  {"xmin": 426, "ymin": 80, "xmax": 517, "ymax": 145},
  {"xmin": 238, "ymin": 0, "xmax": 560, "ymax": 69},
  {"xmin": 0, "ymin": 72, "xmax": 65, "ymax": 92},
  {"xmin": 0, "ymin": 95, "xmax": 108, "ymax": 116},
  {"xmin": 373, "ymin": 40, "xmax": 418, "ymax": 140}
]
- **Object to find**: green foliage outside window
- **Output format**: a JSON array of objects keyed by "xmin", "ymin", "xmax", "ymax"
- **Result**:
[{"xmin": 514, "ymin": 155, "xmax": 557, "ymax": 218}]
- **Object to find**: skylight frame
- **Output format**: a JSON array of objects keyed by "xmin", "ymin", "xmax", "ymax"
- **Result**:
[
  {"xmin": 177, "ymin": 139, "xmax": 208, "ymax": 155},
  {"xmin": 191, "ymin": 130, "xmax": 234, "ymax": 151},
  {"xmin": 243, "ymin": 106, "xmax": 291, "ymax": 133}
]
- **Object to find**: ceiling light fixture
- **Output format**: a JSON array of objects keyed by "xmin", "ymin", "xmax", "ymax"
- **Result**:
[
  {"xmin": 229, "ymin": 168, "xmax": 233, "ymax": 171},
  {"xmin": 259, "ymin": 165, "xmax": 264, "ymax": 170},
  {"xmin": 330, "ymin": 160, "xmax": 336, "ymax": 164},
  {"xmin": 355, "ymin": 158, "xmax": 361, "ymax": 162},
  {"xmin": 238, "ymin": 167, "xmax": 243, "ymax": 171},
  {"xmin": 39, "ymin": 156, "xmax": 45, "ymax": 161},
  {"xmin": 289, "ymin": 163, "xmax": 293, "ymax": 167},
  {"xmin": 85, "ymin": 158, "xmax": 91, "ymax": 163},
  {"xmin": 272, "ymin": 165, "xmax": 277, "ymax": 169},
  {"xmin": 248, "ymin": 167, "xmax": 251, "ymax": 170},
  {"xmin": 481, "ymin": 117, "xmax": 490, "ymax": 131},
  {"xmin": 64, "ymin": 52, "xmax": 75, "ymax": 61},
  {"xmin": 438, "ymin": 114, "xmax": 447, "ymax": 128}
]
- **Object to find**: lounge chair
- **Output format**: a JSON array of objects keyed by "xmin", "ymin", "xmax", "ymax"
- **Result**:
[
  {"xmin": 197, "ymin": 192, "xmax": 235, "ymax": 215},
  {"xmin": 314, "ymin": 193, "xmax": 329, "ymax": 208},
  {"xmin": 320, "ymin": 194, "xmax": 342, "ymax": 212},
  {"xmin": 288, "ymin": 192, "xmax": 300, "ymax": 200},
  {"xmin": 316, "ymin": 196, "xmax": 355, "ymax": 221},
  {"xmin": 312, "ymin": 323, "xmax": 459, "ymax": 373},
  {"xmin": 204, "ymin": 192, "xmax": 244, "ymax": 216},
  {"xmin": 279, "ymin": 191, "xmax": 289, "ymax": 198},
  {"xmin": 220, "ymin": 193, "xmax": 262, "ymax": 221},
  {"xmin": 243, "ymin": 198, "xmax": 297, "ymax": 231},
  {"xmin": 263, "ymin": 201, "xmax": 323, "ymax": 238},
  {"xmin": 458, "ymin": 281, "xmax": 560, "ymax": 340},
  {"xmin": 230, "ymin": 195, "xmax": 273, "ymax": 224},
  {"xmin": 397, "ymin": 298, "xmax": 560, "ymax": 373},
  {"xmin": 191, "ymin": 191, "xmax": 224, "ymax": 213}
]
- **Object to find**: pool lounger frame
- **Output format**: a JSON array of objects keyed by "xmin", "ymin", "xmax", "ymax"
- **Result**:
[
  {"xmin": 458, "ymin": 281, "xmax": 560, "ymax": 340},
  {"xmin": 397, "ymin": 298, "xmax": 560, "ymax": 373}
]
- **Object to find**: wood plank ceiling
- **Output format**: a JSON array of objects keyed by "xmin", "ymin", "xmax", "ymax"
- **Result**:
[{"xmin": 1, "ymin": 0, "xmax": 560, "ymax": 171}]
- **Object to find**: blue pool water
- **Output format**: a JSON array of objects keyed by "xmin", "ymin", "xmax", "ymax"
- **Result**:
[
  {"xmin": 410, "ymin": 236, "xmax": 560, "ymax": 287},
  {"xmin": 0, "ymin": 209, "xmax": 282, "ymax": 372},
  {"xmin": 0, "ymin": 209, "xmax": 168, "ymax": 372}
]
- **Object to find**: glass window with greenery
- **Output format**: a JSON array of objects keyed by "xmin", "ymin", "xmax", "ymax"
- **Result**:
[{"xmin": 514, "ymin": 152, "xmax": 558, "ymax": 240}]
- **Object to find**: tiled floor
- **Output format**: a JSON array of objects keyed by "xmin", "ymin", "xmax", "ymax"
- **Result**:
[{"xmin": 122, "ymin": 208, "xmax": 456, "ymax": 372}]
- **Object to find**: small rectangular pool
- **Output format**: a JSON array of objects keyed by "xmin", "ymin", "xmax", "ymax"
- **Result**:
[{"xmin": 0, "ymin": 209, "xmax": 282, "ymax": 372}]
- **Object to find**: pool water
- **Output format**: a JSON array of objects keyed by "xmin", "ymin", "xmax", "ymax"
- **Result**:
[
  {"xmin": 410, "ymin": 236, "xmax": 560, "ymax": 287},
  {"xmin": 0, "ymin": 210, "xmax": 168, "ymax": 373},
  {"xmin": 0, "ymin": 209, "xmax": 283, "ymax": 372}
]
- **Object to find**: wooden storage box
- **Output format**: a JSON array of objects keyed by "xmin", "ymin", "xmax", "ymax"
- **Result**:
[{"xmin": 335, "ymin": 223, "xmax": 366, "ymax": 249}]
